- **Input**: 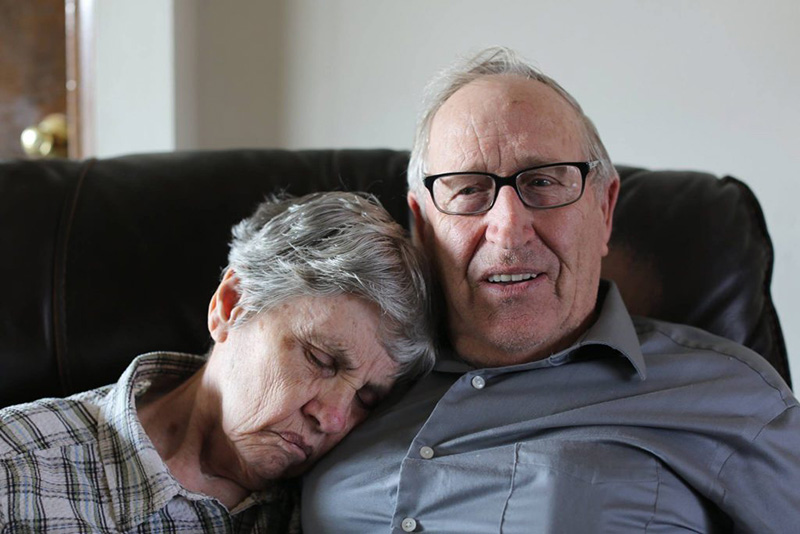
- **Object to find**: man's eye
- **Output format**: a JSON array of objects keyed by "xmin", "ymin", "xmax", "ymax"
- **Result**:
[
  {"xmin": 456, "ymin": 185, "xmax": 483, "ymax": 196},
  {"xmin": 438, "ymin": 176, "xmax": 492, "ymax": 198},
  {"xmin": 529, "ymin": 177, "xmax": 554, "ymax": 187}
]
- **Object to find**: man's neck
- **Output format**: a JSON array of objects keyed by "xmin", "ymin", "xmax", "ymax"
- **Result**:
[{"xmin": 454, "ymin": 307, "xmax": 600, "ymax": 369}]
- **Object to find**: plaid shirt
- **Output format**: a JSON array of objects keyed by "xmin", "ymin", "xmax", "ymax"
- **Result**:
[{"xmin": 0, "ymin": 352, "xmax": 300, "ymax": 533}]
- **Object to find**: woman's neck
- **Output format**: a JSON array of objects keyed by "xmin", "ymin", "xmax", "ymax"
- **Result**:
[{"xmin": 137, "ymin": 369, "xmax": 250, "ymax": 509}]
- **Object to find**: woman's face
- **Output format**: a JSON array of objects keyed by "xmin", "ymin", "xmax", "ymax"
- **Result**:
[{"xmin": 206, "ymin": 294, "xmax": 398, "ymax": 488}]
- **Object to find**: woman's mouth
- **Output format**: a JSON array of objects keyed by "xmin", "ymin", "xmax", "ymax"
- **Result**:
[{"xmin": 278, "ymin": 432, "xmax": 312, "ymax": 460}]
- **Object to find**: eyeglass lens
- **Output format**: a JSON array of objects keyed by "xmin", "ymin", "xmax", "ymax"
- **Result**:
[{"xmin": 432, "ymin": 165, "xmax": 584, "ymax": 214}]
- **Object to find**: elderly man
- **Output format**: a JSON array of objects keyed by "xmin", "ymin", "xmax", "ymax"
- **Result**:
[{"xmin": 302, "ymin": 48, "xmax": 800, "ymax": 532}]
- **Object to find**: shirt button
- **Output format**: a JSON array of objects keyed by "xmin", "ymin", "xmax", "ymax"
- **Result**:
[
  {"xmin": 401, "ymin": 517, "xmax": 418, "ymax": 532},
  {"xmin": 419, "ymin": 446, "xmax": 434, "ymax": 459},
  {"xmin": 471, "ymin": 375, "xmax": 486, "ymax": 389}
]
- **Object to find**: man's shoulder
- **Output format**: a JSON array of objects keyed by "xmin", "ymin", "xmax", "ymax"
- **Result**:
[
  {"xmin": 632, "ymin": 316, "xmax": 794, "ymax": 405},
  {"xmin": 633, "ymin": 315, "xmax": 753, "ymax": 355},
  {"xmin": 0, "ymin": 386, "xmax": 110, "ymax": 460}
]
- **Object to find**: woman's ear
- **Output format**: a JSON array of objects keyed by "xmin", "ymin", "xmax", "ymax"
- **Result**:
[{"xmin": 208, "ymin": 269, "xmax": 244, "ymax": 343}]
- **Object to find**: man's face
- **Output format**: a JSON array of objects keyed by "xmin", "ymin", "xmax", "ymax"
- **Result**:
[
  {"xmin": 409, "ymin": 75, "xmax": 618, "ymax": 367},
  {"xmin": 208, "ymin": 293, "xmax": 397, "ymax": 488}
]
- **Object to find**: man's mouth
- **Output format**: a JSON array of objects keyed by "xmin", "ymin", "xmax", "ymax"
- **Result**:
[{"xmin": 487, "ymin": 273, "xmax": 538, "ymax": 283}]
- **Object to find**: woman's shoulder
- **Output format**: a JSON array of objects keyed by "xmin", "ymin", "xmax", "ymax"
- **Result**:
[{"xmin": 0, "ymin": 385, "xmax": 110, "ymax": 460}]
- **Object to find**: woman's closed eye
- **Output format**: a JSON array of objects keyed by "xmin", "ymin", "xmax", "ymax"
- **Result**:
[
  {"xmin": 356, "ymin": 389, "xmax": 380, "ymax": 410},
  {"xmin": 306, "ymin": 347, "xmax": 337, "ymax": 377}
]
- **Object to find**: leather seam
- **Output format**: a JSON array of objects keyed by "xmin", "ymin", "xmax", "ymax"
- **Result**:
[{"xmin": 52, "ymin": 158, "xmax": 96, "ymax": 396}]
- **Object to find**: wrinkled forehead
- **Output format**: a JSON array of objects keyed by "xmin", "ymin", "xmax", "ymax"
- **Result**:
[{"xmin": 427, "ymin": 75, "xmax": 587, "ymax": 175}]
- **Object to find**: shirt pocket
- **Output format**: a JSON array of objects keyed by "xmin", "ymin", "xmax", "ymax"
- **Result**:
[{"xmin": 501, "ymin": 440, "xmax": 660, "ymax": 534}]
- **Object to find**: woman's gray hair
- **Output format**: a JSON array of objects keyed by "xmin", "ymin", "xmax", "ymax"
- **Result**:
[
  {"xmin": 408, "ymin": 46, "xmax": 616, "ymax": 201},
  {"xmin": 225, "ymin": 191, "xmax": 435, "ymax": 379}
]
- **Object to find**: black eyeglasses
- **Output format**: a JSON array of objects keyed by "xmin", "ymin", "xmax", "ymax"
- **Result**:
[{"xmin": 423, "ymin": 161, "xmax": 601, "ymax": 216}]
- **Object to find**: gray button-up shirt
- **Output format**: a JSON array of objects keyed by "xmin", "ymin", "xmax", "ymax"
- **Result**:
[{"xmin": 302, "ymin": 282, "xmax": 800, "ymax": 533}]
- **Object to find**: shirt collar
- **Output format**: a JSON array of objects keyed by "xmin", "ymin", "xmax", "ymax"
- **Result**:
[
  {"xmin": 96, "ymin": 352, "xmax": 208, "ymax": 529},
  {"xmin": 577, "ymin": 280, "xmax": 647, "ymax": 380},
  {"xmin": 434, "ymin": 280, "xmax": 646, "ymax": 380}
]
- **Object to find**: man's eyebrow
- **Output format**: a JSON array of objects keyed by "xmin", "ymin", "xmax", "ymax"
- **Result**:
[
  {"xmin": 438, "ymin": 157, "xmax": 556, "ymax": 174},
  {"xmin": 515, "ymin": 157, "xmax": 562, "ymax": 170}
]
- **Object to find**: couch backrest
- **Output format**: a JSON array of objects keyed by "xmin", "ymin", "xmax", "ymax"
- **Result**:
[{"xmin": 0, "ymin": 149, "xmax": 789, "ymax": 407}]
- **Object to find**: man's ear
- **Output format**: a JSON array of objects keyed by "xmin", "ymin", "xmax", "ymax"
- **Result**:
[
  {"xmin": 407, "ymin": 191, "xmax": 428, "ymax": 245},
  {"xmin": 208, "ymin": 269, "xmax": 244, "ymax": 343},
  {"xmin": 599, "ymin": 176, "xmax": 620, "ymax": 257}
]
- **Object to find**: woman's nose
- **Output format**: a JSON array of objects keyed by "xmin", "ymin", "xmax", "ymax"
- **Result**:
[{"xmin": 303, "ymin": 386, "xmax": 352, "ymax": 435}]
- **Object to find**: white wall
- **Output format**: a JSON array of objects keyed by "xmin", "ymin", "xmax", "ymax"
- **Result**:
[
  {"xmin": 173, "ymin": 0, "xmax": 285, "ymax": 150},
  {"xmin": 94, "ymin": 0, "xmax": 800, "ymax": 376},
  {"xmin": 93, "ymin": 0, "xmax": 175, "ymax": 156}
]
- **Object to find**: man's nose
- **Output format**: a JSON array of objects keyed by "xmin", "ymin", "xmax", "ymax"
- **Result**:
[
  {"xmin": 303, "ymin": 385, "xmax": 352, "ymax": 435},
  {"xmin": 484, "ymin": 185, "xmax": 536, "ymax": 249}
]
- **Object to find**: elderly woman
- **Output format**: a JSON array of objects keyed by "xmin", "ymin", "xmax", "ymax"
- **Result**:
[{"xmin": 0, "ymin": 192, "xmax": 435, "ymax": 533}]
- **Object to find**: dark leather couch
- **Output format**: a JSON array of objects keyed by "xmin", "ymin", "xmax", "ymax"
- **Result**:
[{"xmin": 0, "ymin": 149, "xmax": 790, "ymax": 408}]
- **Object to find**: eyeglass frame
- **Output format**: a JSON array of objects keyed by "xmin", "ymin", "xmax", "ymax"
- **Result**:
[{"xmin": 423, "ymin": 160, "xmax": 602, "ymax": 216}]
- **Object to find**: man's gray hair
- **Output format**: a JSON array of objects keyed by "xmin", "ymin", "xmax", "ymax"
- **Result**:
[
  {"xmin": 408, "ymin": 46, "xmax": 616, "ymax": 199},
  {"xmin": 225, "ymin": 191, "xmax": 435, "ymax": 379}
]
